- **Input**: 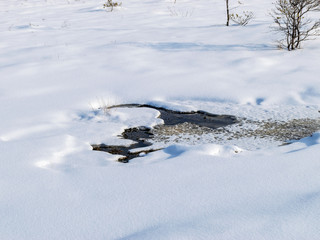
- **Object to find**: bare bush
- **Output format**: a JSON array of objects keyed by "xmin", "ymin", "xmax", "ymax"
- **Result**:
[
  {"xmin": 230, "ymin": 11, "xmax": 254, "ymax": 25},
  {"xmin": 168, "ymin": 6, "xmax": 194, "ymax": 17},
  {"xmin": 271, "ymin": 0, "xmax": 320, "ymax": 50},
  {"xmin": 103, "ymin": 0, "xmax": 122, "ymax": 12},
  {"xmin": 226, "ymin": 1, "xmax": 253, "ymax": 26}
]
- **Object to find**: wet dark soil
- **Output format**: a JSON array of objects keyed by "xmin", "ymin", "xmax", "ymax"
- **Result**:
[
  {"xmin": 92, "ymin": 126, "xmax": 158, "ymax": 163},
  {"xmin": 92, "ymin": 104, "xmax": 238, "ymax": 162},
  {"xmin": 108, "ymin": 104, "xmax": 238, "ymax": 129}
]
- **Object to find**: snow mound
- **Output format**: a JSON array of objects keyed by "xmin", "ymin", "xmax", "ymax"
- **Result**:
[{"xmin": 164, "ymin": 144, "xmax": 243, "ymax": 159}]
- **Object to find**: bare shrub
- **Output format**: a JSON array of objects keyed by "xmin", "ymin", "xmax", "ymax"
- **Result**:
[
  {"xmin": 230, "ymin": 11, "xmax": 254, "ymax": 26},
  {"xmin": 226, "ymin": 1, "xmax": 253, "ymax": 26},
  {"xmin": 103, "ymin": 0, "xmax": 122, "ymax": 12},
  {"xmin": 271, "ymin": 0, "xmax": 320, "ymax": 50},
  {"xmin": 168, "ymin": 6, "xmax": 194, "ymax": 17}
]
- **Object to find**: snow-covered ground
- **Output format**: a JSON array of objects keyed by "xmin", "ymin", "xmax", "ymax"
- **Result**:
[{"xmin": 1, "ymin": 0, "xmax": 320, "ymax": 239}]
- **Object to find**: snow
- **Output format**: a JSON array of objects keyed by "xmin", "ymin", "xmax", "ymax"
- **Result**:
[{"xmin": 1, "ymin": 0, "xmax": 320, "ymax": 239}]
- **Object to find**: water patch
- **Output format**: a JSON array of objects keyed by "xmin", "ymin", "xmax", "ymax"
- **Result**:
[
  {"xmin": 150, "ymin": 118, "xmax": 320, "ymax": 151},
  {"xmin": 92, "ymin": 126, "xmax": 159, "ymax": 163},
  {"xmin": 92, "ymin": 104, "xmax": 237, "ymax": 162},
  {"xmin": 92, "ymin": 104, "xmax": 320, "ymax": 160}
]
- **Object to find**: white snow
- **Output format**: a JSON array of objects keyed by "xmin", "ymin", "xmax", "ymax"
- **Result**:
[{"xmin": 1, "ymin": 0, "xmax": 320, "ymax": 239}]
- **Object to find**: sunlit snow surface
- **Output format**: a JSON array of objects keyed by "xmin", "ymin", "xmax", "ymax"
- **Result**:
[{"xmin": 1, "ymin": 0, "xmax": 320, "ymax": 239}]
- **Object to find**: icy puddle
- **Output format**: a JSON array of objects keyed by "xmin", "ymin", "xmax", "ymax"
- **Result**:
[
  {"xmin": 92, "ymin": 104, "xmax": 320, "ymax": 162},
  {"xmin": 92, "ymin": 126, "xmax": 159, "ymax": 163},
  {"xmin": 152, "ymin": 117, "xmax": 320, "ymax": 150},
  {"xmin": 92, "ymin": 104, "xmax": 237, "ymax": 162}
]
